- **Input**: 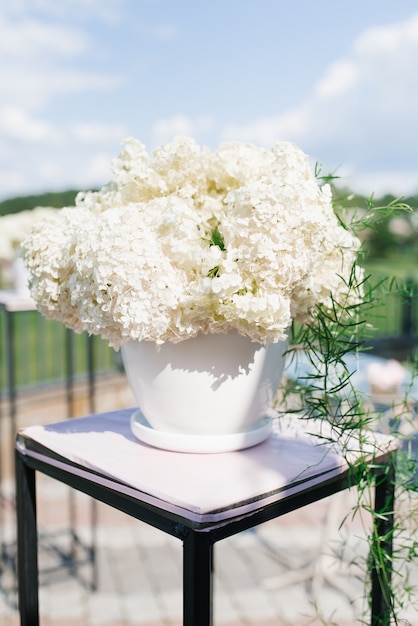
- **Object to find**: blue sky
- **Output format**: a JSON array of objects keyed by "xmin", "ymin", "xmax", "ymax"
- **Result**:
[{"xmin": 1, "ymin": 0, "xmax": 418, "ymax": 201}]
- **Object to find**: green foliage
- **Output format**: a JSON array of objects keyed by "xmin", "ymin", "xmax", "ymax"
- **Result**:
[
  {"xmin": 209, "ymin": 224, "xmax": 226, "ymax": 250},
  {"xmin": 0, "ymin": 190, "xmax": 83, "ymax": 216},
  {"xmin": 332, "ymin": 185, "xmax": 418, "ymax": 264},
  {"xmin": 280, "ymin": 189, "xmax": 418, "ymax": 625}
]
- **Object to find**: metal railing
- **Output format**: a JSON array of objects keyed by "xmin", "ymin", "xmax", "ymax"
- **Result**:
[{"xmin": 0, "ymin": 309, "xmax": 117, "ymax": 400}]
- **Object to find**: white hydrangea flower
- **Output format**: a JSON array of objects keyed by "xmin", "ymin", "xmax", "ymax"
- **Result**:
[{"xmin": 22, "ymin": 136, "xmax": 363, "ymax": 348}]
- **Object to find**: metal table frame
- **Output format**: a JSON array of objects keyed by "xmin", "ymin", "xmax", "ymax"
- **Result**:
[{"xmin": 15, "ymin": 415, "xmax": 396, "ymax": 626}]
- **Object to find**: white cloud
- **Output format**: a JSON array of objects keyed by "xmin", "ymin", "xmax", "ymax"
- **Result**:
[
  {"xmin": 71, "ymin": 122, "xmax": 128, "ymax": 144},
  {"xmin": 4, "ymin": 0, "xmax": 125, "ymax": 24},
  {"xmin": 0, "ymin": 146, "xmax": 116, "ymax": 199},
  {"xmin": 347, "ymin": 169, "xmax": 418, "ymax": 198},
  {"xmin": 151, "ymin": 115, "xmax": 215, "ymax": 147},
  {"xmin": 314, "ymin": 59, "xmax": 359, "ymax": 99},
  {"xmin": 0, "ymin": 11, "xmax": 121, "ymax": 110},
  {"xmin": 73, "ymin": 152, "xmax": 115, "ymax": 188},
  {"xmin": 0, "ymin": 107, "xmax": 59, "ymax": 142},
  {"xmin": 0, "ymin": 3, "xmax": 125, "ymax": 199},
  {"xmin": 0, "ymin": 169, "xmax": 27, "ymax": 196},
  {"xmin": 0, "ymin": 67, "xmax": 119, "ymax": 114},
  {"xmin": 353, "ymin": 12, "xmax": 418, "ymax": 59},
  {"xmin": 222, "ymin": 107, "xmax": 310, "ymax": 147},
  {"xmin": 0, "ymin": 15, "xmax": 88, "ymax": 60},
  {"xmin": 37, "ymin": 159, "xmax": 66, "ymax": 181},
  {"xmin": 220, "ymin": 12, "xmax": 418, "ymax": 195}
]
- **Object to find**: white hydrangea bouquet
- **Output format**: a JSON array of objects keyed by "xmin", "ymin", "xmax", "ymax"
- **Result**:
[{"xmin": 22, "ymin": 136, "xmax": 362, "ymax": 350}]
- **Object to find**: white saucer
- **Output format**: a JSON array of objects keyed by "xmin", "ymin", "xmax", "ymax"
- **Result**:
[{"xmin": 130, "ymin": 410, "xmax": 272, "ymax": 454}]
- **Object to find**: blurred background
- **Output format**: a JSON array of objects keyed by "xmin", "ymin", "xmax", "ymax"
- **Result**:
[{"xmin": 0, "ymin": 3, "xmax": 418, "ymax": 624}]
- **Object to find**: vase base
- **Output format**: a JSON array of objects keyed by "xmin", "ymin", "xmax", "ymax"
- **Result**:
[{"xmin": 130, "ymin": 410, "xmax": 272, "ymax": 454}]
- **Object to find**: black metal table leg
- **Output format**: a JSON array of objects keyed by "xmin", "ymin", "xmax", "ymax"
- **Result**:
[
  {"xmin": 15, "ymin": 447, "xmax": 39, "ymax": 626},
  {"xmin": 371, "ymin": 461, "xmax": 396, "ymax": 626},
  {"xmin": 183, "ymin": 530, "xmax": 213, "ymax": 626}
]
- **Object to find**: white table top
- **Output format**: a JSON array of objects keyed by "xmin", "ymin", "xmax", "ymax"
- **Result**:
[{"xmin": 17, "ymin": 408, "xmax": 397, "ymax": 525}]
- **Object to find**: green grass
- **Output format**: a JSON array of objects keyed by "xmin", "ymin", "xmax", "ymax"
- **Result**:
[
  {"xmin": 0, "ymin": 310, "xmax": 116, "ymax": 394},
  {"xmin": 361, "ymin": 255, "xmax": 418, "ymax": 339},
  {"xmin": 363, "ymin": 249, "xmax": 418, "ymax": 279}
]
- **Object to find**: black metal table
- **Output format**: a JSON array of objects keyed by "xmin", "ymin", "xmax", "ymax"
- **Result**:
[{"xmin": 15, "ymin": 408, "xmax": 398, "ymax": 626}]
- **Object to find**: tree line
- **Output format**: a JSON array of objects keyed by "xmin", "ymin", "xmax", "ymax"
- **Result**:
[{"xmin": 0, "ymin": 190, "xmax": 83, "ymax": 216}]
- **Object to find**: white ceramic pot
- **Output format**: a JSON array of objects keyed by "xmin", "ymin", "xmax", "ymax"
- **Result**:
[{"xmin": 122, "ymin": 331, "xmax": 288, "ymax": 452}]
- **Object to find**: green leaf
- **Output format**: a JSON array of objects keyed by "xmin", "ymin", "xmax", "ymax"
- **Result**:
[{"xmin": 210, "ymin": 225, "xmax": 225, "ymax": 251}]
